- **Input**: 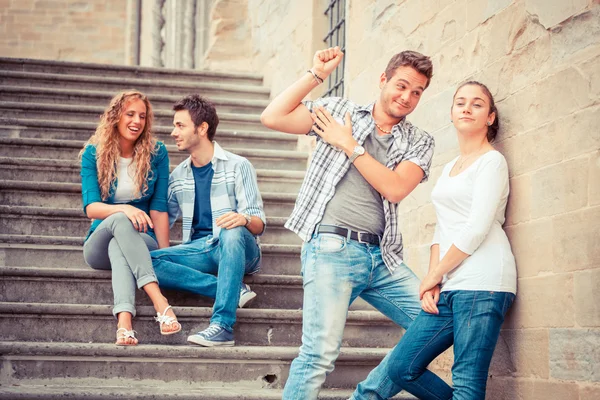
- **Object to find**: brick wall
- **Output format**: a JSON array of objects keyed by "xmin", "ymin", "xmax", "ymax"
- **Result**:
[{"xmin": 0, "ymin": 0, "xmax": 129, "ymax": 64}]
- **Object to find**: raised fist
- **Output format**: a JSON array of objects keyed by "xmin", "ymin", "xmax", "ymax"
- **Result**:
[{"xmin": 312, "ymin": 46, "xmax": 344, "ymax": 80}]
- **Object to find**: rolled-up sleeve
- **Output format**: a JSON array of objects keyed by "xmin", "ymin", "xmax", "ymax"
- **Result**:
[
  {"xmin": 402, "ymin": 131, "xmax": 435, "ymax": 183},
  {"xmin": 235, "ymin": 159, "xmax": 266, "ymax": 228},
  {"xmin": 80, "ymin": 145, "xmax": 102, "ymax": 212},
  {"xmin": 149, "ymin": 142, "xmax": 169, "ymax": 212},
  {"xmin": 302, "ymin": 97, "xmax": 339, "ymax": 138}
]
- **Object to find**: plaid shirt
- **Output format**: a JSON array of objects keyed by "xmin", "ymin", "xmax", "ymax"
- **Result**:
[
  {"xmin": 286, "ymin": 97, "xmax": 435, "ymax": 272},
  {"xmin": 168, "ymin": 141, "xmax": 266, "ymax": 244}
]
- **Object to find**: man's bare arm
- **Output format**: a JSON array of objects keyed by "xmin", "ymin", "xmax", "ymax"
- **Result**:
[{"xmin": 261, "ymin": 47, "xmax": 344, "ymax": 134}]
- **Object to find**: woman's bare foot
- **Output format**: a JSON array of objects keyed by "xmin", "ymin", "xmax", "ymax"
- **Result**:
[
  {"xmin": 143, "ymin": 283, "xmax": 181, "ymax": 335},
  {"xmin": 116, "ymin": 312, "xmax": 138, "ymax": 346}
]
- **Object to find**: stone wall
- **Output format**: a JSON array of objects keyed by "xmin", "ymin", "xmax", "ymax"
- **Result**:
[
  {"xmin": 248, "ymin": 0, "xmax": 600, "ymax": 397},
  {"xmin": 345, "ymin": 0, "xmax": 599, "ymax": 398},
  {"xmin": 0, "ymin": 0, "xmax": 131, "ymax": 65}
]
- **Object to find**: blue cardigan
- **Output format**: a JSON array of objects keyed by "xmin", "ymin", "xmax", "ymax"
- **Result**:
[{"xmin": 80, "ymin": 142, "xmax": 169, "ymax": 241}]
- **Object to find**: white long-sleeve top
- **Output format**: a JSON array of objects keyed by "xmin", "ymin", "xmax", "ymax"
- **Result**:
[{"xmin": 431, "ymin": 150, "xmax": 517, "ymax": 294}]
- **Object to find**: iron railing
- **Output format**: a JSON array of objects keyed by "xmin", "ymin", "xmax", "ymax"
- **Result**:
[{"xmin": 323, "ymin": 0, "xmax": 346, "ymax": 97}]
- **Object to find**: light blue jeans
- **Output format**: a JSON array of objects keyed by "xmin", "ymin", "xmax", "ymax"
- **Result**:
[
  {"xmin": 150, "ymin": 226, "xmax": 261, "ymax": 331},
  {"xmin": 386, "ymin": 290, "xmax": 515, "ymax": 400},
  {"xmin": 282, "ymin": 232, "xmax": 421, "ymax": 400}
]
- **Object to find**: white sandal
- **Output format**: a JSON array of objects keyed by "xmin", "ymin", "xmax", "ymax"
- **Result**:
[
  {"xmin": 116, "ymin": 327, "xmax": 138, "ymax": 346},
  {"xmin": 154, "ymin": 305, "xmax": 182, "ymax": 336}
]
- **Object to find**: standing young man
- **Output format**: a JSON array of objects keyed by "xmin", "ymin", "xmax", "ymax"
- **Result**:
[
  {"xmin": 151, "ymin": 95, "xmax": 266, "ymax": 347},
  {"xmin": 261, "ymin": 47, "xmax": 435, "ymax": 399}
]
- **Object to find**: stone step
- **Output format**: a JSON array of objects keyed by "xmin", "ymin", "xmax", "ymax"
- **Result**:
[
  {"xmin": 0, "ymin": 181, "xmax": 297, "ymax": 217},
  {"xmin": 0, "ymin": 157, "xmax": 304, "ymax": 193},
  {"xmin": 0, "ymin": 57, "xmax": 265, "ymax": 86},
  {"xmin": 0, "ymin": 302, "xmax": 398, "ymax": 347},
  {"xmin": 0, "ymin": 239, "xmax": 302, "ymax": 276},
  {"xmin": 0, "ymin": 101, "xmax": 267, "ymax": 131},
  {"xmin": 0, "ymin": 385, "xmax": 414, "ymax": 400},
  {"xmin": 0, "ymin": 71, "xmax": 271, "ymax": 101},
  {"xmin": 0, "ymin": 85, "xmax": 269, "ymax": 115},
  {"xmin": 0, "ymin": 266, "xmax": 376, "ymax": 312},
  {"xmin": 0, "ymin": 205, "xmax": 301, "ymax": 245},
  {"xmin": 0, "ymin": 341, "xmax": 393, "ymax": 390},
  {"xmin": 0, "ymin": 117, "xmax": 298, "ymax": 151},
  {"xmin": 0, "ymin": 137, "xmax": 309, "ymax": 171}
]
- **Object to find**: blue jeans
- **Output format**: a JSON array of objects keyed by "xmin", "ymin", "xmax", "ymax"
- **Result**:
[
  {"xmin": 386, "ymin": 290, "xmax": 515, "ymax": 400},
  {"xmin": 281, "ymin": 233, "xmax": 421, "ymax": 400},
  {"xmin": 150, "ymin": 226, "xmax": 261, "ymax": 331}
]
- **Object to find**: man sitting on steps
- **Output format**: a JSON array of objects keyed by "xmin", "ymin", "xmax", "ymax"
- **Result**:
[{"xmin": 151, "ymin": 94, "xmax": 266, "ymax": 347}]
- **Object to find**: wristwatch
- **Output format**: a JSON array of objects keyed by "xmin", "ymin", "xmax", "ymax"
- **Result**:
[
  {"xmin": 241, "ymin": 213, "xmax": 252, "ymax": 226},
  {"xmin": 348, "ymin": 145, "xmax": 365, "ymax": 163}
]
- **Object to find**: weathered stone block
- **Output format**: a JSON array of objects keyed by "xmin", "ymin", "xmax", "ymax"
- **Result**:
[
  {"xmin": 466, "ymin": 0, "xmax": 513, "ymax": 31},
  {"xmin": 574, "ymin": 269, "xmax": 600, "ymax": 327},
  {"xmin": 525, "ymin": 0, "xmax": 589, "ymax": 29},
  {"xmin": 531, "ymin": 157, "xmax": 588, "ymax": 219},
  {"xmin": 492, "ymin": 329, "xmax": 550, "ymax": 379},
  {"xmin": 486, "ymin": 377, "xmax": 580, "ymax": 399},
  {"xmin": 504, "ymin": 174, "xmax": 531, "ymax": 226},
  {"xmin": 499, "ymin": 119, "xmax": 565, "ymax": 178},
  {"xmin": 553, "ymin": 206, "xmax": 600, "ymax": 272},
  {"xmin": 549, "ymin": 328, "xmax": 600, "ymax": 382},
  {"xmin": 502, "ymin": 67, "xmax": 593, "ymax": 136},
  {"xmin": 418, "ymin": 202, "xmax": 437, "ymax": 246},
  {"xmin": 562, "ymin": 105, "xmax": 600, "ymax": 160},
  {"xmin": 504, "ymin": 274, "xmax": 574, "ymax": 329},
  {"xmin": 579, "ymin": 384, "xmax": 600, "ymax": 399},
  {"xmin": 505, "ymin": 219, "xmax": 553, "ymax": 278},
  {"xmin": 591, "ymin": 151, "xmax": 600, "ymax": 206},
  {"xmin": 551, "ymin": 6, "xmax": 600, "ymax": 65}
]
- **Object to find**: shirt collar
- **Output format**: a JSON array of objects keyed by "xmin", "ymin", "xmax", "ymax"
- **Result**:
[
  {"xmin": 357, "ymin": 101, "xmax": 408, "ymax": 138},
  {"xmin": 183, "ymin": 141, "xmax": 228, "ymax": 169}
]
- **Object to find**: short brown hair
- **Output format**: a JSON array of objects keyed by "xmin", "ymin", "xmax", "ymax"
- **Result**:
[
  {"xmin": 384, "ymin": 51, "xmax": 433, "ymax": 89},
  {"xmin": 173, "ymin": 95, "xmax": 219, "ymax": 141}
]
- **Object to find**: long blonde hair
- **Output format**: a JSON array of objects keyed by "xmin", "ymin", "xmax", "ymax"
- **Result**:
[{"xmin": 80, "ymin": 90, "xmax": 157, "ymax": 200}]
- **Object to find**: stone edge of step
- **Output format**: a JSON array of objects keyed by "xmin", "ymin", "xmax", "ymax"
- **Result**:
[
  {"xmin": 0, "ymin": 236, "xmax": 301, "ymax": 254},
  {"xmin": 0, "ymin": 116, "xmax": 296, "ymax": 141},
  {"xmin": 0, "ymin": 341, "xmax": 391, "ymax": 361},
  {"xmin": 0, "ymin": 137, "xmax": 308, "ymax": 159},
  {"xmin": 0, "ymin": 70, "xmax": 270, "ymax": 95},
  {"xmin": 0, "ymin": 85, "xmax": 270, "ymax": 108},
  {"xmin": 0, "ymin": 301, "xmax": 392, "ymax": 324},
  {"xmin": 0, "ymin": 57, "xmax": 265, "ymax": 82},
  {"xmin": 0, "ymin": 205, "xmax": 289, "ymax": 227},
  {"xmin": 0, "ymin": 100, "xmax": 263, "ymax": 122},
  {"xmin": 0, "ymin": 385, "xmax": 415, "ymax": 399},
  {"xmin": 0, "ymin": 156, "xmax": 306, "ymax": 180},
  {"xmin": 0, "ymin": 180, "xmax": 300, "ymax": 201}
]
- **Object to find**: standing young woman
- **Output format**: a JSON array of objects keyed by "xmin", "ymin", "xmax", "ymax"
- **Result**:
[
  {"xmin": 386, "ymin": 81, "xmax": 517, "ymax": 399},
  {"xmin": 80, "ymin": 90, "xmax": 181, "ymax": 346}
]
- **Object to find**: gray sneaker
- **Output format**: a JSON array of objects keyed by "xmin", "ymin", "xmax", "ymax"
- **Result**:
[
  {"xmin": 187, "ymin": 324, "xmax": 234, "ymax": 347},
  {"xmin": 239, "ymin": 283, "xmax": 257, "ymax": 308}
]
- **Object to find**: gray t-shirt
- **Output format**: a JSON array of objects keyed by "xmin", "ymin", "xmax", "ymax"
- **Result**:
[{"xmin": 320, "ymin": 130, "xmax": 394, "ymax": 236}]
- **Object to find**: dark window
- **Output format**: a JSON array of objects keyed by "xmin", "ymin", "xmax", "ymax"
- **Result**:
[{"xmin": 323, "ymin": 0, "xmax": 346, "ymax": 97}]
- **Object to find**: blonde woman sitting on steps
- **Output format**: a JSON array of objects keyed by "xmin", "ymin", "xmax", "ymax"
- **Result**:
[{"xmin": 79, "ymin": 90, "xmax": 181, "ymax": 346}]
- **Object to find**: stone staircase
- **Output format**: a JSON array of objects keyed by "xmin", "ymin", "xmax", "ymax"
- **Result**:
[{"xmin": 0, "ymin": 58, "xmax": 410, "ymax": 399}]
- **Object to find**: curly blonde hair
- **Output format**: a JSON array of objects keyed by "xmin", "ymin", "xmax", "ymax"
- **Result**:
[{"xmin": 80, "ymin": 90, "xmax": 157, "ymax": 200}]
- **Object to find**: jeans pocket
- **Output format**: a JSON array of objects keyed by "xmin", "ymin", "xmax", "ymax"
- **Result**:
[{"xmin": 315, "ymin": 234, "xmax": 347, "ymax": 253}]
